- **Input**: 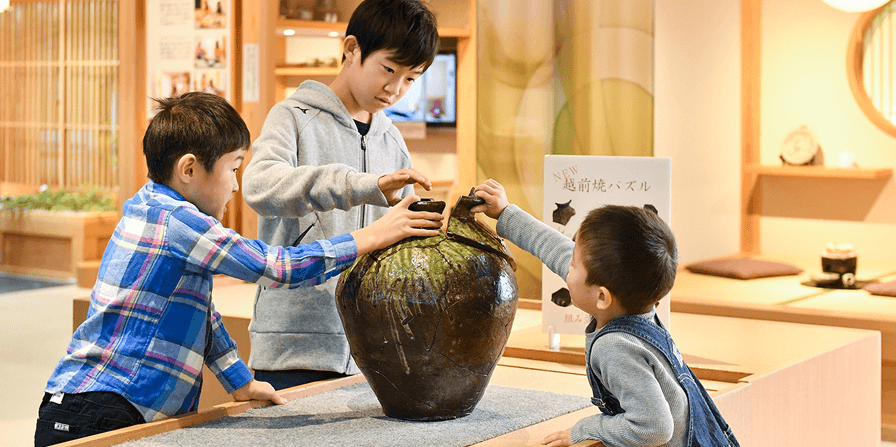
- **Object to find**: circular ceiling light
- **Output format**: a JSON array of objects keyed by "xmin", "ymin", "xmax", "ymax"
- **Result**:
[{"xmin": 821, "ymin": 0, "xmax": 890, "ymax": 12}]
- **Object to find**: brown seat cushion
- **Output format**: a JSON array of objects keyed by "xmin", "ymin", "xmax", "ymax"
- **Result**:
[
  {"xmin": 685, "ymin": 258, "xmax": 804, "ymax": 280},
  {"xmin": 863, "ymin": 280, "xmax": 896, "ymax": 297}
]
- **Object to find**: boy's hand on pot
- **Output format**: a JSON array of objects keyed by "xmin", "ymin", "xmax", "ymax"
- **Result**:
[
  {"xmin": 472, "ymin": 179, "xmax": 510, "ymax": 219},
  {"xmin": 379, "ymin": 168, "xmax": 432, "ymax": 205},
  {"xmin": 352, "ymin": 194, "xmax": 442, "ymax": 255}
]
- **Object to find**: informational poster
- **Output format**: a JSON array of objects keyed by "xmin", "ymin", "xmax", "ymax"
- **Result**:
[
  {"xmin": 542, "ymin": 155, "xmax": 671, "ymax": 336},
  {"xmin": 146, "ymin": 0, "xmax": 232, "ymax": 116}
]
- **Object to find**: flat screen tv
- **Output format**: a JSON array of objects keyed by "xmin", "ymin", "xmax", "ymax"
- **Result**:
[{"xmin": 384, "ymin": 53, "xmax": 456, "ymax": 125}]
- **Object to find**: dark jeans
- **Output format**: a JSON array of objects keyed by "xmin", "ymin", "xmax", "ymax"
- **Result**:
[
  {"xmin": 34, "ymin": 391, "xmax": 145, "ymax": 447},
  {"xmin": 254, "ymin": 369, "xmax": 348, "ymax": 391}
]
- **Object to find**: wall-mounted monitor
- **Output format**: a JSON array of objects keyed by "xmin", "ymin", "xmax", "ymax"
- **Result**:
[{"xmin": 384, "ymin": 53, "xmax": 456, "ymax": 125}]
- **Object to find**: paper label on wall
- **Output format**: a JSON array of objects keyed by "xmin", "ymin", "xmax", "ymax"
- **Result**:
[
  {"xmin": 242, "ymin": 43, "xmax": 260, "ymax": 103},
  {"xmin": 542, "ymin": 155, "xmax": 672, "ymax": 334}
]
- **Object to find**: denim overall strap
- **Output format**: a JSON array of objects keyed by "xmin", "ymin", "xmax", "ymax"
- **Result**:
[
  {"xmin": 591, "ymin": 315, "xmax": 740, "ymax": 447},
  {"xmin": 584, "ymin": 320, "xmax": 624, "ymax": 416}
]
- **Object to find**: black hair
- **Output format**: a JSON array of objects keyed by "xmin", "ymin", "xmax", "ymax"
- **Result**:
[
  {"xmin": 143, "ymin": 92, "xmax": 250, "ymax": 184},
  {"xmin": 576, "ymin": 205, "xmax": 678, "ymax": 314},
  {"xmin": 343, "ymin": 0, "xmax": 440, "ymax": 69}
]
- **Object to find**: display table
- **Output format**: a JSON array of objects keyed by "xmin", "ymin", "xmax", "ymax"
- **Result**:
[
  {"xmin": 69, "ymin": 280, "xmax": 880, "ymax": 446},
  {"xmin": 503, "ymin": 313, "xmax": 880, "ymax": 446},
  {"xmin": 670, "ymin": 252, "xmax": 896, "ymax": 438}
]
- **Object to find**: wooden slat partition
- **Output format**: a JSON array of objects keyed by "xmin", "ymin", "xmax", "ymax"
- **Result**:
[{"xmin": 0, "ymin": 0, "xmax": 118, "ymax": 195}]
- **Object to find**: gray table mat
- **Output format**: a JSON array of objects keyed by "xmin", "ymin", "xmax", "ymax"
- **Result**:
[{"xmin": 120, "ymin": 382, "xmax": 591, "ymax": 446}]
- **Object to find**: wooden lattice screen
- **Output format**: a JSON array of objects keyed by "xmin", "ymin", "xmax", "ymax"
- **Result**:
[{"xmin": 0, "ymin": 0, "xmax": 118, "ymax": 195}]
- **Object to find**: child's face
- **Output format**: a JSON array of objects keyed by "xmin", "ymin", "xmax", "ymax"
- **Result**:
[
  {"xmin": 349, "ymin": 48, "xmax": 425, "ymax": 115},
  {"xmin": 191, "ymin": 148, "xmax": 246, "ymax": 221}
]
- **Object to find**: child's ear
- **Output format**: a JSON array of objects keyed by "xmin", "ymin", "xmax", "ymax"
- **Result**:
[
  {"xmin": 175, "ymin": 154, "xmax": 198, "ymax": 184},
  {"xmin": 593, "ymin": 286, "xmax": 613, "ymax": 311},
  {"xmin": 342, "ymin": 36, "xmax": 360, "ymax": 65}
]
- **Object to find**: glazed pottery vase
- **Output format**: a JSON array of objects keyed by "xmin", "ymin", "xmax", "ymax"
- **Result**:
[{"xmin": 335, "ymin": 193, "xmax": 519, "ymax": 421}]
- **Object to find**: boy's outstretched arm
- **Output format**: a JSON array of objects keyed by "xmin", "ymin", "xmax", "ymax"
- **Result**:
[
  {"xmin": 351, "ymin": 193, "xmax": 443, "ymax": 255},
  {"xmin": 379, "ymin": 168, "xmax": 433, "ymax": 206},
  {"xmin": 166, "ymin": 193, "xmax": 441, "ymax": 289},
  {"xmin": 231, "ymin": 379, "xmax": 288, "ymax": 405}
]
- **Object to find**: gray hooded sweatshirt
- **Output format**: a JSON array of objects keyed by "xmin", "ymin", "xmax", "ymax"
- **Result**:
[{"xmin": 242, "ymin": 80, "xmax": 414, "ymax": 374}]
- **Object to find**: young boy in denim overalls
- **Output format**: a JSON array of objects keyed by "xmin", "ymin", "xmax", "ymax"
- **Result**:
[{"xmin": 473, "ymin": 179, "xmax": 739, "ymax": 447}]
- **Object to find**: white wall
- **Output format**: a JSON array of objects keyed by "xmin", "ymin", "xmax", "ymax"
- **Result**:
[{"xmin": 654, "ymin": 0, "xmax": 742, "ymax": 264}]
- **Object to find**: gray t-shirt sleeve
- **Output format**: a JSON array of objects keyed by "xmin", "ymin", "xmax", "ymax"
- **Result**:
[
  {"xmin": 495, "ymin": 204, "xmax": 574, "ymax": 281},
  {"xmin": 570, "ymin": 333, "xmax": 675, "ymax": 446}
]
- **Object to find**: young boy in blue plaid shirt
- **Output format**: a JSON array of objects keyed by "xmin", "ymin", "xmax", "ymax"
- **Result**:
[{"xmin": 34, "ymin": 92, "xmax": 442, "ymax": 446}]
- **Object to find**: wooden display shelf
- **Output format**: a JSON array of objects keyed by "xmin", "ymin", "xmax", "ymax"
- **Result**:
[
  {"xmin": 275, "ymin": 18, "xmax": 471, "ymax": 38},
  {"xmin": 274, "ymin": 65, "xmax": 340, "ymax": 77},
  {"xmin": 432, "ymin": 27, "xmax": 472, "ymax": 38},
  {"xmin": 275, "ymin": 18, "xmax": 347, "ymax": 33},
  {"xmin": 744, "ymin": 164, "xmax": 893, "ymax": 180}
]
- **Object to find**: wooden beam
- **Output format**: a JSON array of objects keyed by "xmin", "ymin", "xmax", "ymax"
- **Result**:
[
  {"xmin": 455, "ymin": 0, "xmax": 477, "ymax": 196},
  {"xmin": 237, "ymin": 0, "xmax": 276, "ymax": 239},
  {"xmin": 117, "ymin": 0, "xmax": 145, "ymax": 204},
  {"xmin": 740, "ymin": 0, "xmax": 761, "ymax": 254}
]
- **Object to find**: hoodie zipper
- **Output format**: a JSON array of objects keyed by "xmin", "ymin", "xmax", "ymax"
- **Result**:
[{"xmin": 359, "ymin": 134, "xmax": 367, "ymax": 228}]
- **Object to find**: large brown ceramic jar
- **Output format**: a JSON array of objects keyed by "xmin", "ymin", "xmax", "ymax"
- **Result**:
[{"xmin": 335, "ymin": 193, "xmax": 519, "ymax": 421}]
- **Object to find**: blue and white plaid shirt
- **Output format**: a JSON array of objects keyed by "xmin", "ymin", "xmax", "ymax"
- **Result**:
[{"xmin": 45, "ymin": 181, "xmax": 358, "ymax": 421}]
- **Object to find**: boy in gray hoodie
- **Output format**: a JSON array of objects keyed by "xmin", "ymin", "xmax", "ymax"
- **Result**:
[{"xmin": 241, "ymin": 0, "xmax": 440, "ymax": 389}]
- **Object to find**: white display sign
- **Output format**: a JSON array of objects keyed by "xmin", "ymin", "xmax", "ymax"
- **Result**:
[{"xmin": 542, "ymin": 155, "xmax": 671, "ymax": 336}]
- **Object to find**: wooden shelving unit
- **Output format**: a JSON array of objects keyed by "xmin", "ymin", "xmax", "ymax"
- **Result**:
[
  {"xmin": 741, "ymin": 162, "xmax": 895, "ymax": 254},
  {"xmin": 275, "ymin": 19, "xmax": 471, "ymax": 39},
  {"xmin": 431, "ymin": 27, "xmax": 472, "ymax": 38},
  {"xmin": 275, "ymin": 18, "xmax": 347, "ymax": 33},
  {"xmin": 274, "ymin": 66, "xmax": 340, "ymax": 77},
  {"xmin": 744, "ymin": 164, "xmax": 893, "ymax": 180},
  {"xmin": 272, "ymin": 24, "xmax": 470, "ymax": 83}
]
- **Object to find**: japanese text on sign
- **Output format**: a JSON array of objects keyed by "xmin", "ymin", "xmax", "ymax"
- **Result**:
[
  {"xmin": 560, "ymin": 177, "xmax": 651, "ymax": 193},
  {"xmin": 551, "ymin": 164, "xmax": 652, "ymax": 193}
]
